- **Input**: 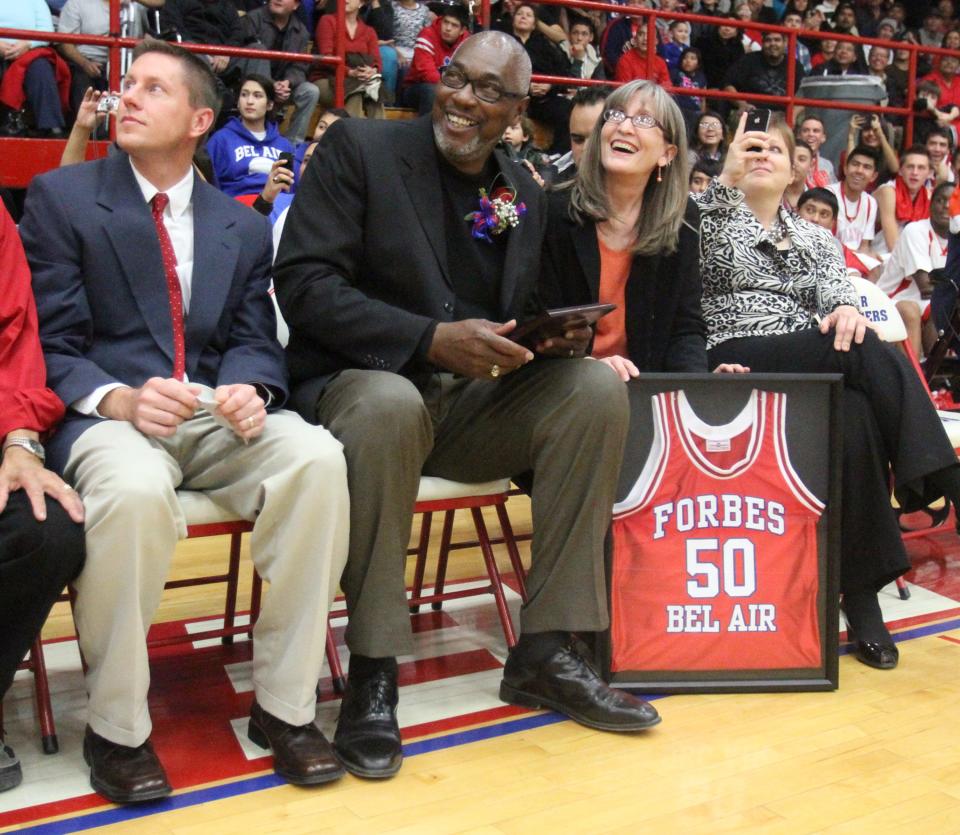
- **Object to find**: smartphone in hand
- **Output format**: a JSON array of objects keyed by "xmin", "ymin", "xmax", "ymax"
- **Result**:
[{"xmin": 745, "ymin": 108, "xmax": 772, "ymax": 134}]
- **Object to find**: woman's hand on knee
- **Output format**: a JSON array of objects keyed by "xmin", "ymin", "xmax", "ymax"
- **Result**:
[
  {"xmin": 820, "ymin": 304, "xmax": 874, "ymax": 351},
  {"xmin": 592, "ymin": 354, "xmax": 639, "ymax": 382}
]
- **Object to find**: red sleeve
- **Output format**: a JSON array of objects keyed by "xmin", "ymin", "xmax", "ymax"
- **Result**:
[
  {"xmin": 410, "ymin": 29, "xmax": 440, "ymax": 84},
  {"xmin": 0, "ymin": 205, "xmax": 65, "ymax": 439},
  {"xmin": 614, "ymin": 51, "xmax": 635, "ymax": 82},
  {"xmin": 316, "ymin": 15, "xmax": 335, "ymax": 59},
  {"xmin": 656, "ymin": 57, "xmax": 670, "ymax": 87}
]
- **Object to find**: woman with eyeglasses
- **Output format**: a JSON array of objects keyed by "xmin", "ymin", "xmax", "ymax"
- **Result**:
[
  {"xmin": 697, "ymin": 111, "xmax": 960, "ymax": 671},
  {"xmin": 687, "ymin": 110, "xmax": 727, "ymax": 166},
  {"xmin": 540, "ymin": 80, "xmax": 728, "ymax": 383}
]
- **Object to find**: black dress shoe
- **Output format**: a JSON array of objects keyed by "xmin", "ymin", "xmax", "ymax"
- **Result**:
[
  {"xmin": 334, "ymin": 670, "xmax": 402, "ymax": 778},
  {"xmin": 0, "ymin": 738, "xmax": 22, "ymax": 793},
  {"xmin": 82, "ymin": 726, "xmax": 172, "ymax": 804},
  {"xmin": 843, "ymin": 622, "xmax": 899, "ymax": 670},
  {"xmin": 248, "ymin": 701, "xmax": 345, "ymax": 786},
  {"xmin": 499, "ymin": 642, "xmax": 661, "ymax": 732}
]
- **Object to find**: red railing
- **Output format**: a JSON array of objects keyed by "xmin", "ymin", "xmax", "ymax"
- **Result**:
[
  {"xmin": 1, "ymin": 0, "xmax": 959, "ymax": 187},
  {"xmin": 0, "ymin": 0, "xmax": 344, "ymax": 186},
  {"xmin": 484, "ymin": 0, "xmax": 960, "ymax": 149}
]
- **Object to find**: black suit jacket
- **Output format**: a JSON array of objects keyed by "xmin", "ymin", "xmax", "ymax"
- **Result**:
[
  {"xmin": 20, "ymin": 152, "xmax": 286, "ymax": 471},
  {"xmin": 539, "ymin": 189, "xmax": 708, "ymax": 373},
  {"xmin": 273, "ymin": 115, "xmax": 548, "ymax": 413}
]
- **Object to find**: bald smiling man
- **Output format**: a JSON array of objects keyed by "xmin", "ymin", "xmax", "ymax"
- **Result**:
[{"xmin": 274, "ymin": 31, "xmax": 662, "ymax": 780}]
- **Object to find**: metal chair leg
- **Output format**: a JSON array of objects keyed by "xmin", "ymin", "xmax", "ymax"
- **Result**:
[
  {"xmin": 29, "ymin": 638, "xmax": 58, "ymax": 754},
  {"xmin": 409, "ymin": 511, "xmax": 432, "ymax": 613},
  {"xmin": 326, "ymin": 626, "xmax": 346, "ymax": 695},
  {"xmin": 471, "ymin": 507, "xmax": 517, "ymax": 647},
  {"xmin": 495, "ymin": 501, "xmax": 527, "ymax": 603},
  {"xmin": 222, "ymin": 531, "xmax": 242, "ymax": 645},
  {"xmin": 431, "ymin": 510, "xmax": 456, "ymax": 611}
]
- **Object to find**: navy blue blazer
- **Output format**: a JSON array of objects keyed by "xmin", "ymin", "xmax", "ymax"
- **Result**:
[{"xmin": 20, "ymin": 151, "xmax": 287, "ymax": 471}]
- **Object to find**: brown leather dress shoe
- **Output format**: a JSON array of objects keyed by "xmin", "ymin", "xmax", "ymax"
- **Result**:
[
  {"xmin": 248, "ymin": 701, "xmax": 345, "ymax": 786},
  {"xmin": 82, "ymin": 727, "xmax": 172, "ymax": 804}
]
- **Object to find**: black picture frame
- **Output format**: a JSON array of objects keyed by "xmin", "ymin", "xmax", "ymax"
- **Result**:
[{"xmin": 600, "ymin": 373, "xmax": 843, "ymax": 693}]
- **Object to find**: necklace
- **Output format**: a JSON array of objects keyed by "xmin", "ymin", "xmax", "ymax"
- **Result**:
[
  {"xmin": 841, "ymin": 185, "xmax": 862, "ymax": 222},
  {"xmin": 765, "ymin": 214, "xmax": 790, "ymax": 245}
]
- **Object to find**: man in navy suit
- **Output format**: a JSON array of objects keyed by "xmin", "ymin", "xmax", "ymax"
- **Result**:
[{"xmin": 20, "ymin": 40, "xmax": 349, "ymax": 803}]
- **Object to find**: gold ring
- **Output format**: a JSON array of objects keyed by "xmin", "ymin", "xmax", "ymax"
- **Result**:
[
  {"xmin": 246, "ymin": 416, "xmax": 255, "ymax": 428},
  {"xmin": 273, "ymin": 175, "xmax": 282, "ymax": 183},
  {"xmin": 489, "ymin": 364, "xmax": 500, "ymax": 378},
  {"xmin": 63, "ymin": 484, "xmax": 73, "ymax": 491}
]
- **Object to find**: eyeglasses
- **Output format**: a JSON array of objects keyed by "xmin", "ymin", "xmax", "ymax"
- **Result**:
[
  {"xmin": 603, "ymin": 108, "xmax": 664, "ymax": 132},
  {"xmin": 699, "ymin": 121, "xmax": 723, "ymax": 131},
  {"xmin": 440, "ymin": 66, "xmax": 525, "ymax": 104}
]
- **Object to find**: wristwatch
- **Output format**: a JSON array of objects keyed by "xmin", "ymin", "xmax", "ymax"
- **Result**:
[{"xmin": 2, "ymin": 436, "xmax": 46, "ymax": 464}]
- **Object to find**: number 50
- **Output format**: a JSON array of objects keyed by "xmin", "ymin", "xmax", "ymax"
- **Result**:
[{"xmin": 685, "ymin": 538, "xmax": 756, "ymax": 599}]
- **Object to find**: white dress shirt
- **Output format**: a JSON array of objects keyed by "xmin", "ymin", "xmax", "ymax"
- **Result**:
[{"xmin": 71, "ymin": 160, "xmax": 196, "ymax": 416}]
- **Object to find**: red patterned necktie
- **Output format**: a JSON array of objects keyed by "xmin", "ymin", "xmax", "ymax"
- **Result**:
[{"xmin": 150, "ymin": 192, "xmax": 186, "ymax": 381}]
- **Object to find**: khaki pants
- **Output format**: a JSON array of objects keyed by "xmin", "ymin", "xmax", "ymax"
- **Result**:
[
  {"xmin": 66, "ymin": 411, "xmax": 349, "ymax": 747},
  {"xmin": 314, "ymin": 78, "xmax": 384, "ymax": 119}
]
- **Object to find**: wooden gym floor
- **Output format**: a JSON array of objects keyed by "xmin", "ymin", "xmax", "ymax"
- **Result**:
[{"xmin": 5, "ymin": 497, "xmax": 960, "ymax": 833}]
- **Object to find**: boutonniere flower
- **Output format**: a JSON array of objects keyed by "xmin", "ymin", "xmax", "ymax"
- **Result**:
[{"xmin": 465, "ymin": 185, "xmax": 527, "ymax": 243}]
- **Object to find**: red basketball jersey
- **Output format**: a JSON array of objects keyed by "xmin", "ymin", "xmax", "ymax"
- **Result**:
[{"xmin": 610, "ymin": 389, "xmax": 824, "ymax": 672}]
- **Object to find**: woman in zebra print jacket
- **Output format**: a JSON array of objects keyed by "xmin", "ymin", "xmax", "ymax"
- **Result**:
[{"xmin": 696, "ymin": 111, "xmax": 960, "ymax": 672}]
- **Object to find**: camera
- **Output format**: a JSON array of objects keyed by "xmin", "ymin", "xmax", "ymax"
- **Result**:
[{"xmin": 96, "ymin": 93, "xmax": 121, "ymax": 115}]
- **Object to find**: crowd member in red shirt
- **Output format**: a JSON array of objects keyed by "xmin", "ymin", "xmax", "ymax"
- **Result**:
[
  {"xmin": 402, "ymin": 0, "xmax": 469, "ymax": 114},
  {"xmin": 614, "ymin": 24, "xmax": 670, "ymax": 86},
  {"xmin": 314, "ymin": 0, "xmax": 384, "ymax": 118},
  {"xmin": 922, "ymin": 53, "xmax": 960, "ymax": 134},
  {"xmin": 0, "ymin": 203, "xmax": 85, "ymax": 793}
]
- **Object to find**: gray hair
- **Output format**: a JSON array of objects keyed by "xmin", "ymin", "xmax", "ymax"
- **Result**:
[{"xmin": 569, "ymin": 80, "xmax": 689, "ymax": 256}]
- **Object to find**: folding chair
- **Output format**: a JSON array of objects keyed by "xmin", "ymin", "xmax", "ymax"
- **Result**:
[
  {"xmin": 14, "ymin": 491, "xmax": 257, "ymax": 754},
  {"xmin": 324, "ymin": 476, "xmax": 528, "ymax": 694}
]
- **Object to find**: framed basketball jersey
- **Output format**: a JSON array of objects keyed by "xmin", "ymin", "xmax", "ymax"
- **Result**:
[{"xmin": 601, "ymin": 375, "xmax": 842, "ymax": 693}]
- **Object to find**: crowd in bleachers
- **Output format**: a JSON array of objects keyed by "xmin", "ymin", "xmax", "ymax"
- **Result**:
[
  {"xmin": 1, "ymin": 1, "xmax": 957, "ymax": 142},
  {"xmin": 4, "ymin": 0, "xmax": 960, "ymax": 810},
  {"xmin": 5, "ymin": 1, "xmax": 960, "ymax": 387}
]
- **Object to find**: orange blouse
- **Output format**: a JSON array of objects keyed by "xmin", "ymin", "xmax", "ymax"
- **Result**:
[{"xmin": 592, "ymin": 233, "xmax": 632, "ymax": 360}]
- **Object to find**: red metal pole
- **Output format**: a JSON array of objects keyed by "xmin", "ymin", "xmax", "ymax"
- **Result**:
[
  {"xmin": 335, "ymin": 0, "xmax": 346, "ymax": 108},
  {"xmin": 905, "ymin": 46, "xmax": 918, "ymax": 149},
  {"xmin": 108, "ymin": 0, "xmax": 121, "ymax": 142},
  {"xmin": 481, "ymin": 0, "xmax": 491, "ymax": 31},
  {"xmin": 645, "ymin": 11, "xmax": 656, "ymax": 72},
  {"xmin": 786, "ymin": 30, "xmax": 797, "ymax": 125}
]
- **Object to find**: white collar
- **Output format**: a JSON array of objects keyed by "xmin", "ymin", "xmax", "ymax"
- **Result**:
[{"xmin": 128, "ymin": 158, "xmax": 195, "ymax": 219}]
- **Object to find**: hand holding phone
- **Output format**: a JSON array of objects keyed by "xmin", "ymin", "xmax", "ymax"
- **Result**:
[
  {"xmin": 744, "ymin": 108, "xmax": 771, "ymax": 134},
  {"xmin": 744, "ymin": 108, "xmax": 771, "ymax": 152}
]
